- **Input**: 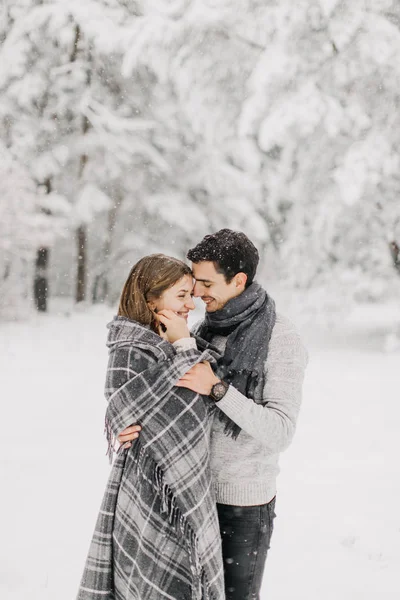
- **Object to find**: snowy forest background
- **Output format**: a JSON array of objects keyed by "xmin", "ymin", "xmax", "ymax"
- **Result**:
[
  {"xmin": 1, "ymin": 2, "xmax": 400, "ymax": 600},
  {"xmin": 1, "ymin": 0, "xmax": 400, "ymax": 326}
]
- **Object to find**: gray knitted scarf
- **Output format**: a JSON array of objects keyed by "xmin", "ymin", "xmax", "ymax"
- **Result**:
[{"xmin": 193, "ymin": 282, "xmax": 276, "ymax": 439}]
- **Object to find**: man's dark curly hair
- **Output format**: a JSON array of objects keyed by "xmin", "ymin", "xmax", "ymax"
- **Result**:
[{"xmin": 187, "ymin": 229, "xmax": 259, "ymax": 287}]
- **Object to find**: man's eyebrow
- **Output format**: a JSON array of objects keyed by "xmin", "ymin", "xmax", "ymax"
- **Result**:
[{"xmin": 194, "ymin": 278, "xmax": 213, "ymax": 283}]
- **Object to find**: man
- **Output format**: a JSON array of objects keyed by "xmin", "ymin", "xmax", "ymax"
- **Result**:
[{"xmin": 119, "ymin": 229, "xmax": 308, "ymax": 600}]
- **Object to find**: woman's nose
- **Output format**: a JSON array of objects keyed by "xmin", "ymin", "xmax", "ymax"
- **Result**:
[{"xmin": 186, "ymin": 297, "xmax": 196, "ymax": 310}]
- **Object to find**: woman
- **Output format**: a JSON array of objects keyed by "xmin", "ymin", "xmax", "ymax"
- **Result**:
[{"xmin": 77, "ymin": 254, "xmax": 225, "ymax": 600}]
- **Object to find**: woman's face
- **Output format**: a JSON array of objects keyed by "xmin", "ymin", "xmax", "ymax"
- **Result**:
[{"xmin": 149, "ymin": 275, "xmax": 195, "ymax": 321}]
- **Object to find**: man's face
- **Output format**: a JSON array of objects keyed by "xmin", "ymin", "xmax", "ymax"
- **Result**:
[{"xmin": 192, "ymin": 261, "xmax": 244, "ymax": 312}]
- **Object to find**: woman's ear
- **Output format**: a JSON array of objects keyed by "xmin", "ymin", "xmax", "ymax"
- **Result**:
[{"xmin": 147, "ymin": 300, "xmax": 156, "ymax": 311}]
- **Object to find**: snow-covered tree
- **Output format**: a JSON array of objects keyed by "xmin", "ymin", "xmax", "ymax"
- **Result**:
[
  {"xmin": 236, "ymin": 0, "xmax": 400, "ymax": 314},
  {"xmin": 0, "ymin": 0, "xmax": 163, "ymax": 306},
  {"xmin": 120, "ymin": 2, "xmax": 271, "ymax": 250},
  {"xmin": 0, "ymin": 144, "xmax": 38, "ymax": 319},
  {"xmin": 2, "ymin": 0, "xmax": 400, "ymax": 323}
]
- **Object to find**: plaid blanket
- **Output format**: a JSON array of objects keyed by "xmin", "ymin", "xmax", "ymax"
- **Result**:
[{"xmin": 77, "ymin": 317, "xmax": 225, "ymax": 600}]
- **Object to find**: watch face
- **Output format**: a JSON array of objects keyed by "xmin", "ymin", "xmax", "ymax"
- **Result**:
[{"xmin": 213, "ymin": 382, "xmax": 227, "ymax": 400}]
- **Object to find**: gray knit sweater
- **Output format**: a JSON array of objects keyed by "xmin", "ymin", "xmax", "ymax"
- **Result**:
[{"xmin": 174, "ymin": 313, "xmax": 308, "ymax": 507}]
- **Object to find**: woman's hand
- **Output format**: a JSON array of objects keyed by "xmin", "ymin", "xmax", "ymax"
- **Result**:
[
  {"xmin": 118, "ymin": 424, "xmax": 141, "ymax": 449},
  {"xmin": 155, "ymin": 309, "xmax": 191, "ymax": 343}
]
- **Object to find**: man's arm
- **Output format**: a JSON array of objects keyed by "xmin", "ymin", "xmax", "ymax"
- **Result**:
[{"xmin": 176, "ymin": 322, "xmax": 308, "ymax": 454}]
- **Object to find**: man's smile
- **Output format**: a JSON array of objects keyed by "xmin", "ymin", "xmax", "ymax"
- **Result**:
[{"xmin": 202, "ymin": 297, "xmax": 215, "ymax": 305}]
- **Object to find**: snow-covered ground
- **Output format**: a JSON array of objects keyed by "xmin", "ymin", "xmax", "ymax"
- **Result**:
[{"xmin": 1, "ymin": 299, "xmax": 399, "ymax": 600}]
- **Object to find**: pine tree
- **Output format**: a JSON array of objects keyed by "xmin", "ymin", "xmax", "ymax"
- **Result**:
[{"xmin": 0, "ymin": 0, "xmax": 163, "ymax": 307}]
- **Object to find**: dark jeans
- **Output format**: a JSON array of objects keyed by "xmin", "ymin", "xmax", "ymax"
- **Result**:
[{"xmin": 217, "ymin": 497, "xmax": 276, "ymax": 600}]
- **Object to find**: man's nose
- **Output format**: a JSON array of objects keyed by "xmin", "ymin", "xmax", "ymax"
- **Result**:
[{"xmin": 193, "ymin": 282, "xmax": 202, "ymax": 297}]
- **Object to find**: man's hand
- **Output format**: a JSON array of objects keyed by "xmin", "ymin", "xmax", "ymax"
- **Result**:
[
  {"xmin": 155, "ymin": 309, "xmax": 191, "ymax": 344},
  {"xmin": 175, "ymin": 361, "xmax": 220, "ymax": 395},
  {"xmin": 118, "ymin": 424, "xmax": 141, "ymax": 449}
]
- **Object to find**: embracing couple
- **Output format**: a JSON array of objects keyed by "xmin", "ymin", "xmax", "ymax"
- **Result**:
[{"xmin": 77, "ymin": 229, "xmax": 307, "ymax": 600}]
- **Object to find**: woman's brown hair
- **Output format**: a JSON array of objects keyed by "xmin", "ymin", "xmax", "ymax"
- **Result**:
[{"xmin": 118, "ymin": 254, "xmax": 192, "ymax": 331}]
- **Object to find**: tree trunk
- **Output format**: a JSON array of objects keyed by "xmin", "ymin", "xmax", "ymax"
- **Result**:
[
  {"xmin": 72, "ymin": 23, "xmax": 91, "ymax": 304},
  {"xmin": 34, "ymin": 247, "xmax": 49, "ymax": 311},
  {"xmin": 76, "ymin": 224, "xmax": 87, "ymax": 303},
  {"xmin": 389, "ymin": 241, "xmax": 400, "ymax": 275},
  {"xmin": 92, "ymin": 197, "xmax": 121, "ymax": 303},
  {"xmin": 34, "ymin": 178, "xmax": 52, "ymax": 312}
]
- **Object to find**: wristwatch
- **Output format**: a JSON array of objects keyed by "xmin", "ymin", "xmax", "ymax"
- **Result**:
[{"xmin": 210, "ymin": 380, "xmax": 229, "ymax": 402}]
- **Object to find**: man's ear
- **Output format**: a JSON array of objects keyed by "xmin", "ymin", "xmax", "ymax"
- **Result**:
[{"xmin": 235, "ymin": 273, "xmax": 248, "ymax": 288}]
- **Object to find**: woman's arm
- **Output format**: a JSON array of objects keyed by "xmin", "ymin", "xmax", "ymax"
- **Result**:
[
  {"xmin": 112, "ymin": 338, "xmax": 199, "ymax": 449},
  {"xmin": 105, "ymin": 343, "xmax": 212, "ymax": 443}
]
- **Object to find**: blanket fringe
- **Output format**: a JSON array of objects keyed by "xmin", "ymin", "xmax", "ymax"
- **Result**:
[
  {"xmin": 105, "ymin": 418, "xmax": 129, "ymax": 464},
  {"xmin": 104, "ymin": 424, "xmax": 218, "ymax": 599},
  {"xmin": 129, "ymin": 440, "xmax": 218, "ymax": 600}
]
